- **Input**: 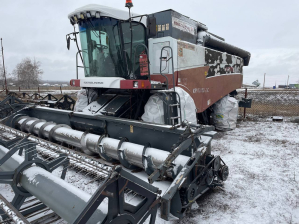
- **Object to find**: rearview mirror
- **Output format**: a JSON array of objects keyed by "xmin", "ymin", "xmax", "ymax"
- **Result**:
[
  {"xmin": 147, "ymin": 16, "xmax": 156, "ymax": 38},
  {"xmin": 67, "ymin": 36, "xmax": 71, "ymax": 50}
]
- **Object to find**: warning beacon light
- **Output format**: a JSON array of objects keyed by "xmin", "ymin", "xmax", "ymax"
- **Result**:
[{"xmin": 125, "ymin": 0, "xmax": 133, "ymax": 8}]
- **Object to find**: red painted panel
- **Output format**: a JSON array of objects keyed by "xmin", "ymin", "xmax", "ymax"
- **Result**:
[
  {"xmin": 120, "ymin": 80, "xmax": 151, "ymax": 89},
  {"xmin": 150, "ymin": 67, "xmax": 242, "ymax": 113},
  {"xmin": 177, "ymin": 66, "xmax": 242, "ymax": 113},
  {"xmin": 70, "ymin": 79, "xmax": 80, "ymax": 87},
  {"xmin": 150, "ymin": 72, "xmax": 178, "ymax": 89}
]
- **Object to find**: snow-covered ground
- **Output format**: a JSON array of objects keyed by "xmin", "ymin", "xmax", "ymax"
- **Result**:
[
  {"xmin": 0, "ymin": 120, "xmax": 298, "ymax": 223},
  {"xmin": 162, "ymin": 120, "xmax": 299, "ymax": 224}
]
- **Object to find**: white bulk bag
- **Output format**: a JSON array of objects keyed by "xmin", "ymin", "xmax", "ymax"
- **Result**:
[
  {"xmin": 175, "ymin": 87, "xmax": 197, "ymax": 124},
  {"xmin": 141, "ymin": 87, "xmax": 197, "ymax": 125},
  {"xmin": 213, "ymin": 95, "xmax": 238, "ymax": 131},
  {"xmin": 74, "ymin": 89, "xmax": 88, "ymax": 112},
  {"xmin": 74, "ymin": 88, "xmax": 98, "ymax": 112},
  {"xmin": 141, "ymin": 95, "xmax": 165, "ymax": 124}
]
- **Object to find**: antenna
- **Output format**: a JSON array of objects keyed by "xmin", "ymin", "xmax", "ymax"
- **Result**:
[{"xmin": 125, "ymin": 0, "xmax": 134, "ymax": 77}]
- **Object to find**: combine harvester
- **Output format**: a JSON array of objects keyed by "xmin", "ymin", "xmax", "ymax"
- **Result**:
[{"xmin": 0, "ymin": 1, "xmax": 250, "ymax": 223}]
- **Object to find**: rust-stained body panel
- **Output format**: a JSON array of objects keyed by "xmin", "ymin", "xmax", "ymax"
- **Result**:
[
  {"xmin": 149, "ymin": 37, "xmax": 244, "ymax": 113},
  {"xmin": 177, "ymin": 68, "xmax": 242, "ymax": 113},
  {"xmin": 151, "ymin": 70, "xmax": 242, "ymax": 113}
]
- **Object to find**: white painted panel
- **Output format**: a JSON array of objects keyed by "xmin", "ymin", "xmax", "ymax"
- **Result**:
[
  {"xmin": 177, "ymin": 40, "xmax": 205, "ymax": 70},
  {"xmin": 149, "ymin": 37, "xmax": 178, "ymax": 75},
  {"xmin": 80, "ymin": 77, "xmax": 124, "ymax": 88},
  {"xmin": 152, "ymin": 41, "xmax": 170, "ymax": 74}
]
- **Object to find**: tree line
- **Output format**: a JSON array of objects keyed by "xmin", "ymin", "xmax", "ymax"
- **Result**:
[{"xmin": 0, "ymin": 58, "xmax": 43, "ymax": 89}]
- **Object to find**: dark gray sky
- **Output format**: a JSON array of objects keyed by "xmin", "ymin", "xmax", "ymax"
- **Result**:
[{"xmin": 1, "ymin": 0, "xmax": 298, "ymax": 86}]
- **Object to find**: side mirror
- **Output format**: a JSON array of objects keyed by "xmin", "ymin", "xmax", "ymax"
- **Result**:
[
  {"xmin": 67, "ymin": 36, "xmax": 71, "ymax": 50},
  {"xmin": 147, "ymin": 16, "xmax": 156, "ymax": 38}
]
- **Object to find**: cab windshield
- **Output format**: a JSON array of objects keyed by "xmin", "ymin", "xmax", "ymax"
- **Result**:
[{"xmin": 79, "ymin": 17, "xmax": 146, "ymax": 78}]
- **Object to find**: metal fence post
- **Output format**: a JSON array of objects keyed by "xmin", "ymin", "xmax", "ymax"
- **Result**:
[
  {"xmin": 244, "ymin": 88, "xmax": 247, "ymax": 118},
  {"xmin": 60, "ymin": 86, "xmax": 62, "ymax": 95}
]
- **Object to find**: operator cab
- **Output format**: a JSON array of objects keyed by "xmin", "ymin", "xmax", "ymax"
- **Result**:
[
  {"xmin": 79, "ymin": 17, "xmax": 146, "ymax": 79},
  {"xmin": 67, "ymin": 4, "xmax": 157, "ymax": 89}
]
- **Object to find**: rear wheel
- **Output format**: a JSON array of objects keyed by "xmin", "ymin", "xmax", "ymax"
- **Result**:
[{"xmin": 197, "ymin": 108, "xmax": 212, "ymax": 125}]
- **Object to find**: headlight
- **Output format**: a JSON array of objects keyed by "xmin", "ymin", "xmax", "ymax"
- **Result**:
[
  {"xmin": 73, "ymin": 15, "xmax": 78, "ymax": 22},
  {"xmin": 133, "ymin": 81, "xmax": 138, "ymax": 88}
]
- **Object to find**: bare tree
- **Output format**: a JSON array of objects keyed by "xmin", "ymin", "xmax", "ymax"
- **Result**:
[
  {"xmin": 0, "ymin": 64, "xmax": 8, "ymax": 88},
  {"xmin": 13, "ymin": 58, "xmax": 43, "ymax": 89},
  {"xmin": 0, "ymin": 64, "xmax": 3, "ymax": 87}
]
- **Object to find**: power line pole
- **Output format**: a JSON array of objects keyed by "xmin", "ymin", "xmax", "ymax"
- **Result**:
[
  {"xmin": 1, "ymin": 38, "xmax": 8, "ymax": 94},
  {"xmin": 263, "ymin": 73, "xmax": 266, "ymax": 90},
  {"xmin": 287, "ymin": 75, "xmax": 289, "ymax": 87}
]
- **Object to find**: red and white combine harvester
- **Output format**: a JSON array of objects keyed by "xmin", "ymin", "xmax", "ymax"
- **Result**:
[
  {"xmin": 0, "ymin": 1, "xmax": 250, "ymax": 223},
  {"xmin": 68, "ymin": 1, "xmax": 250, "ymax": 125}
]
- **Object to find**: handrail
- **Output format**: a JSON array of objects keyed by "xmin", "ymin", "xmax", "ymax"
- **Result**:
[
  {"xmin": 76, "ymin": 50, "xmax": 88, "ymax": 79},
  {"xmin": 76, "ymin": 51, "xmax": 81, "ymax": 79},
  {"xmin": 159, "ymin": 46, "xmax": 175, "ymax": 91}
]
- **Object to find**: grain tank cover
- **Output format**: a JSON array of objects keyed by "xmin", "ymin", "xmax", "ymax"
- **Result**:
[{"xmin": 148, "ymin": 10, "xmax": 208, "ymax": 44}]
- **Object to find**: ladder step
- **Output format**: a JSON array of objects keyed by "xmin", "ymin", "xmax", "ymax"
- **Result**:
[
  {"xmin": 170, "ymin": 116, "xmax": 180, "ymax": 120},
  {"xmin": 169, "ymin": 104, "xmax": 180, "ymax": 107}
]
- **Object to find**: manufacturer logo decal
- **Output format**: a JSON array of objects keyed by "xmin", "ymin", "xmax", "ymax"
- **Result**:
[
  {"xmin": 193, "ymin": 88, "xmax": 209, "ymax": 93},
  {"xmin": 83, "ymin": 82, "xmax": 104, "ymax": 84}
]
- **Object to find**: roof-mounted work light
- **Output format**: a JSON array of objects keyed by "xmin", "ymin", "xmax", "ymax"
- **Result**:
[
  {"xmin": 95, "ymin": 11, "xmax": 100, "ymax": 18},
  {"xmin": 86, "ymin": 12, "xmax": 91, "ymax": 18},
  {"xmin": 70, "ymin": 17, "xmax": 75, "ymax": 25},
  {"xmin": 73, "ymin": 15, "xmax": 78, "ymax": 23},
  {"xmin": 125, "ymin": 0, "xmax": 133, "ymax": 8},
  {"xmin": 80, "ymin": 13, "xmax": 85, "ymax": 20}
]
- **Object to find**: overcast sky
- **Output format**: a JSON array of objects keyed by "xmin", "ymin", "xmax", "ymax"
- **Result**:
[{"xmin": 1, "ymin": 0, "xmax": 298, "ymax": 86}]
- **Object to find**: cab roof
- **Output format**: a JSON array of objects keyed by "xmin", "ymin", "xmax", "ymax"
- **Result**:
[{"xmin": 68, "ymin": 4, "xmax": 145, "ymax": 24}]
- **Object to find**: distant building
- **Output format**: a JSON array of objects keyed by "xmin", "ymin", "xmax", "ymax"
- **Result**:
[
  {"xmin": 278, "ymin": 84, "xmax": 299, "ymax": 89},
  {"xmin": 278, "ymin": 85, "xmax": 287, "ymax": 88},
  {"xmin": 289, "ymin": 84, "xmax": 299, "ymax": 89}
]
